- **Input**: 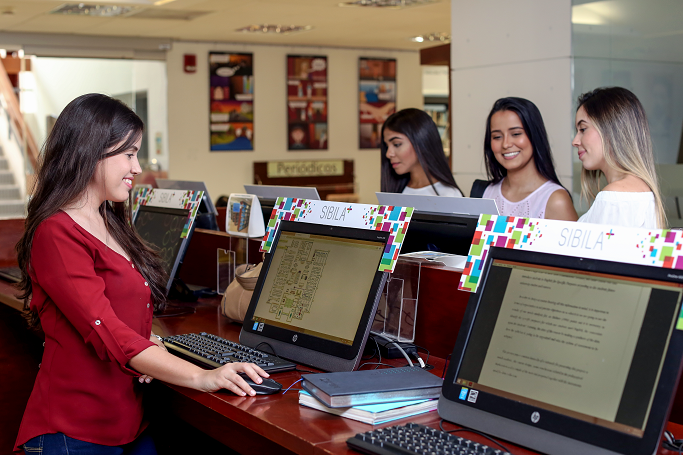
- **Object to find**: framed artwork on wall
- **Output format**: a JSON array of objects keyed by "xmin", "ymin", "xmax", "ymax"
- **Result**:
[
  {"xmin": 209, "ymin": 52, "xmax": 254, "ymax": 151},
  {"xmin": 287, "ymin": 55, "xmax": 328, "ymax": 150},
  {"xmin": 359, "ymin": 57, "xmax": 396, "ymax": 149}
]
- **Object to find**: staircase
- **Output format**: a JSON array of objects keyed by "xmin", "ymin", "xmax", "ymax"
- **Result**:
[
  {"xmin": 0, "ymin": 56, "xmax": 40, "ymax": 220},
  {"xmin": 0, "ymin": 147, "xmax": 25, "ymax": 219}
]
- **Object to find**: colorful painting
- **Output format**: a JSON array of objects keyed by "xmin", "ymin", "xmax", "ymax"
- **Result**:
[
  {"xmin": 210, "ymin": 52, "xmax": 254, "ymax": 151},
  {"xmin": 287, "ymin": 55, "xmax": 328, "ymax": 150},
  {"xmin": 359, "ymin": 58, "xmax": 396, "ymax": 149}
]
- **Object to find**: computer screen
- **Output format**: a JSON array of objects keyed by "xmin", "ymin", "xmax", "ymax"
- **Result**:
[
  {"xmin": 156, "ymin": 179, "xmax": 218, "ymax": 230},
  {"xmin": 439, "ymin": 247, "xmax": 683, "ymax": 455},
  {"xmin": 240, "ymin": 220, "xmax": 389, "ymax": 372},
  {"xmin": 133, "ymin": 204, "xmax": 193, "ymax": 294},
  {"xmin": 375, "ymin": 193, "xmax": 497, "ymax": 256},
  {"xmin": 400, "ymin": 211, "xmax": 479, "ymax": 256}
]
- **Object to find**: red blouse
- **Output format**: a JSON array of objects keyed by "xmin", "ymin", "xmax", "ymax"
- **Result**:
[{"xmin": 15, "ymin": 212, "xmax": 156, "ymax": 451}]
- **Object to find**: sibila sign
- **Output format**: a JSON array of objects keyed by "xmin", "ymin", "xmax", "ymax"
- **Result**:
[
  {"xmin": 459, "ymin": 214, "xmax": 683, "ymax": 293},
  {"xmin": 260, "ymin": 198, "xmax": 413, "ymax": 273},
  {"xmin": 267, "ymin": 160, "xmax": 344, "ymax": 178}
]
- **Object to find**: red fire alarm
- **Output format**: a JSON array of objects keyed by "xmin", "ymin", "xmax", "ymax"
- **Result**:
[{"xmin": 184, "ymin": 54, "xmax": 196, "ymax": 73}]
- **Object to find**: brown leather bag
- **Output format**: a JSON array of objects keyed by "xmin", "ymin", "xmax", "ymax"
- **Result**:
[{"xmin": 220, "ymin": 263, "xmax": 263, "ymax": 322}]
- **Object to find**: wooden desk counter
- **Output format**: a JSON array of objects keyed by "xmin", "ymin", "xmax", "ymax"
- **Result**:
[{"xmin": 151, "ymin": 296, "xmax": 546, "ymax": 455}]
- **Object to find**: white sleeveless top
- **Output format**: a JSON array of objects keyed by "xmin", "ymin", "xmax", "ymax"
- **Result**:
[
  {"xmin": 482, "ymin": 179, "xmax": 565, "ymax": 219},
  {"xmin": 578, "ymin": 191, "xmax": 657, "ymax": 229},
  {"xmin": 402, "ymin": 181, "xmax": 463, "ymax": 197}
]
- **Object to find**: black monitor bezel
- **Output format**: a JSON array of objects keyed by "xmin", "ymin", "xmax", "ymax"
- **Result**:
[
  {"xmin": 133, "ymin": 204, "xmax": 193, "ymax": 295},
  {"xmin": 241, "ymin": 220, "xmax": 390, "ymax": 361},
  {"xmin": 441, "ymin": 247, "xmax": 683, "ymax": 455},
  {"xmin": 400, "ymin": 211, "xmax": 478, "ymax": 257}
]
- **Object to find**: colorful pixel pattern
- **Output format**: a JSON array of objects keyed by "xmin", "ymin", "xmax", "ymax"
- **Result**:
[
  {"xmin": 260, "ymin": 197, "xmax": 413, "ymax": 273},
  {"xmin": 132, "ymin": 189, "xmax": 203, "ymax": 239},
  {"xmin": 459, "ymin": 214, "xmax": 683, "ymax": 296}
]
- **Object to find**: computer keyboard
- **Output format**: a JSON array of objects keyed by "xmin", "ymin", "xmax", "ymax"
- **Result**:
[
  {"xmin": 163, "ymin": 332, "xmax": 296, "ymax": 373},
  {"xmin": 347, "ymin": 423, "xmax": 511, "ymax": 455}
]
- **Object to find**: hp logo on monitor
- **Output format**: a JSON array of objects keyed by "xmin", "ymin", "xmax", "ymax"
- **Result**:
[
  {"xmin": 292, "ymin": 334, "xmax": 298, "ymax": 342},
  {"xmin": 531, "ymin": 412, "xmax": 540, "ymax": 424}
]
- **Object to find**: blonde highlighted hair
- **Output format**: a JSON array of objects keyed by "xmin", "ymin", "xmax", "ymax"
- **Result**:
[{"xmin": 577, "ymin": 87, "xmax": 666, "ymax": 229}]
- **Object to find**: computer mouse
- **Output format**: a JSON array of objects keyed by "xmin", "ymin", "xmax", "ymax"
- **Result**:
[{"xmin": 238, "ymin": 374, "xmax": 282, "ymax": 395}]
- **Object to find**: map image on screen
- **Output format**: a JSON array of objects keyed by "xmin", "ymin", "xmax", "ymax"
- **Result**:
[
  {"xmin": 266, "ymin": 237, "xmax": 329, "ymax": 322},
  {"xmin": 252, "ymin": 230, "xmax": 384, "ymax": 345}
]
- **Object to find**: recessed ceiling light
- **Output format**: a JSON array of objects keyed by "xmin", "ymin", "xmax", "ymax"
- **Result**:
[
  {"xmin": 340, "ymin": 0, "xmax": 440, "ymax": 8},
  {"xmin": 411, "ymin": 32, "xmax": 450, "ymax": 43},
  {"xmin": 50, "ymin": 3, "xmax": 136, "ymax": 17},
  {"xmin": 236, "ymin": 24, "xmax": 313, "ymax": 35}
]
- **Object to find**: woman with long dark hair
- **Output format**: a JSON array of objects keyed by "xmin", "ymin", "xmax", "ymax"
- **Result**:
[
  {"xmin": 574, "ymin": 87, "xmax": 665, "ymax": 228},
  {"xmin": 380, "ymin": 108, "xmax": 462, "ymax": 196},
  {"xmin": 15, "ymin": 94, "xmax": 268, "ymax": 454},
  {"xmin": 481, "ymin": 97, "xmax": 577, "ymax": 220}
]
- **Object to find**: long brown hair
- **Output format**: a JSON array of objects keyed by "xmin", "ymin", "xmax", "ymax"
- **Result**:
[
  {"xmin": 380, "ymin": 108, "xmax": 461, "ymax": 195},
  {"xmin": 577, "ymin": 87, "xmax": 666, "ymax": 228},
  {"xmin": 16, "ymin": 93, "xmax": 167, "ymax": 327}
]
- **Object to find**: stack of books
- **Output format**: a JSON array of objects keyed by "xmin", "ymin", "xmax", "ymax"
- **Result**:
[{"xmin": 299, "ymin": 366, "xmax": 442, "ymax": 425}]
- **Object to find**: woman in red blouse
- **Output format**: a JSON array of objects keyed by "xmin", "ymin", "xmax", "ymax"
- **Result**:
[{"xmin": 14, "ymin": 94, "xmax": 269, "ymax": 454}]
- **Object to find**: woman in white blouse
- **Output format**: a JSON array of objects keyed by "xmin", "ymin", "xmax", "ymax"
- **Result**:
[
  {"xmin": 381, "ymin": 108, "xmax": 462, "ymax": 197},
  {"xmin": 573, "ymin": 87, "xmax": 665, "ymax": 229}
]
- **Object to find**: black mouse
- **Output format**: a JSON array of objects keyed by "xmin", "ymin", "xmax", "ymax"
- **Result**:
[{"xmin": 238, "ymin": 374, "xmax": 282, "ymax": 395}]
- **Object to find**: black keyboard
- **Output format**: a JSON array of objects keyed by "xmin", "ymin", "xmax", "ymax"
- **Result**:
[
  {"xmin": 347, "ymin": 423, "xmax": 511, "ymax": 455},
  {"xmin": 163, "ymin": 332, "xmax": 296, "ymax": 373}
]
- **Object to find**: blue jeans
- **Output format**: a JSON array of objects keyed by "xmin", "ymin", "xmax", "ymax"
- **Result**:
[{"xmin": 23, "ymin": 433, "xmax": 157, "ymax": 455}]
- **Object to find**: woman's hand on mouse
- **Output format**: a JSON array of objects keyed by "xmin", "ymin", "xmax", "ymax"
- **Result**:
[{"xmin": 196, "ymin": 362, "xmax": 269, "ymax": 396}]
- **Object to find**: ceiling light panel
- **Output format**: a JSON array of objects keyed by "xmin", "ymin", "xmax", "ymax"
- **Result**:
[
  {"xmin": 411, "ymin": 32, "xmax": 450, "ymax": 43},
  {"xmin": 236, "ymin": 24, "xmax": 313, "ymax": 35},
  {"xmin": 50, "ymin": 4, "xmax": 136, "ymax": 17},
  {"xmin": 339, "ymin": 0, "xmax": 440, "ymax": 8}
]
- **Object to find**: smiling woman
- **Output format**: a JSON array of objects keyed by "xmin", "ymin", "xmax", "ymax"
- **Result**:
[
  {"xmin": 13, "ymin": 94, "xmax": 270, "ymax": 455},
  {"xmin": 573, "ymin": 87, "xmax": 666, "ymax": 229},
  {"xmin": 380, "ymin": 108, "xmax": 462, "ymax": 197},
  {"xmin": 480, "ymin": 97, "xmax": 577, "ymax": 221}
]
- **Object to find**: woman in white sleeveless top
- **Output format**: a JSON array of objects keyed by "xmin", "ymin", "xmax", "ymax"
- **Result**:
[
  {"xmin": 481, "ymin": 98, "xmax": 577, "ymax": 220},
  {"xmin": 381, "ymin": 108, "xmax": 462, "ymax": 197},
  {"xmin": 573, "ymin": 87, "xmax": 665, "ymax": 229}
]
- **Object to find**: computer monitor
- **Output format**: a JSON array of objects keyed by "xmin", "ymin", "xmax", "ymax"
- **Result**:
[
  {"xmin": 376, "ymin": 192, "xmax": 498, "ymax": 217},
  {"xmin": 133, "ymin": 204, "xmax": 193, "ymax": 295},
  {"xmin": 376, "ymin": 193, "xmax": 498, "ymax": 256},
  {"xmin": 156, "ymin": 179, "xmax": 218, "ymax": 230},
  {"xmin": 244, "ymin": 185, "xmax": 321, "ymax": 227},
  {"xmin": 439, "ymin": 246, "xmax": 683, "ymax": 455},
  {"xmin": 239, "ymin": 220, "xmax": 390, "ymax": 372}
]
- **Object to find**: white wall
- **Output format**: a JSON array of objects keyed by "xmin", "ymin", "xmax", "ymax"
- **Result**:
[
  {"xmin": 422, "ymin": 66, "xmax": 449, "ymax": 97},
  {"xmin": 166, "ymin": 41, "xmax": 423, "ymax": 205},
  {"xmin": 28, "ymin": 57, "xmax": 169, "ymax": 169},
  {"xmin": 450, "ymin": 0, "xmax": 573, "ymax": 197}
]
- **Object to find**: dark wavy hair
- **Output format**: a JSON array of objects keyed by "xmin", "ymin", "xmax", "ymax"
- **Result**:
[
  {"xmin": 16, "ymin": 93, "xmax": 167, "ymax": 327},
  {"xmin": 380, "ymin": 108, "xmax": 460, "ymax": 194},
  {"xmin": 484, "ymin": 97, "xmax": 566, "ymax": 193}
]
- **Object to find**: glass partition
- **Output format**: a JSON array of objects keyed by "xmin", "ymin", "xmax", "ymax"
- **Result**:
[{"xmin": 572, "ymin": 1, "xmax": 683, "ymax": 225}]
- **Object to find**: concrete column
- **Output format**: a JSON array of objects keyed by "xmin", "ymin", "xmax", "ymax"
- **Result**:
[{"xmin": 450, "ymin": 0, "xmax": 574, "ymax": 196}]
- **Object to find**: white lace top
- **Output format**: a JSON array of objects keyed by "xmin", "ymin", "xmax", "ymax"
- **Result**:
[
  {"xmin": 402, "ymin": 181, "xmax": 463, "ymax": 197},
  {"xmin": 482, "ymin": 179, "xmax": 565, "ymax": 219},
  {"xmin": 578, "ymin": 191, "xmax": 657, "ymax": 229}
]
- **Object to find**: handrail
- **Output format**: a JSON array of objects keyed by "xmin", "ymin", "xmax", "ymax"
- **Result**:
[{"xmin": 0, "ymin": 61, "xmax": 39, "ymax": 170}]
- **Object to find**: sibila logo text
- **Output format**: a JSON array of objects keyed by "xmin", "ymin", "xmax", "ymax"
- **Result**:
[
  {"xmin": 558, "ymin": 228, "xmax": 604, "ymax": 251},
  {"xmin": 320, "ymin": 206, "xmax": 346, "ymax": 221}
]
